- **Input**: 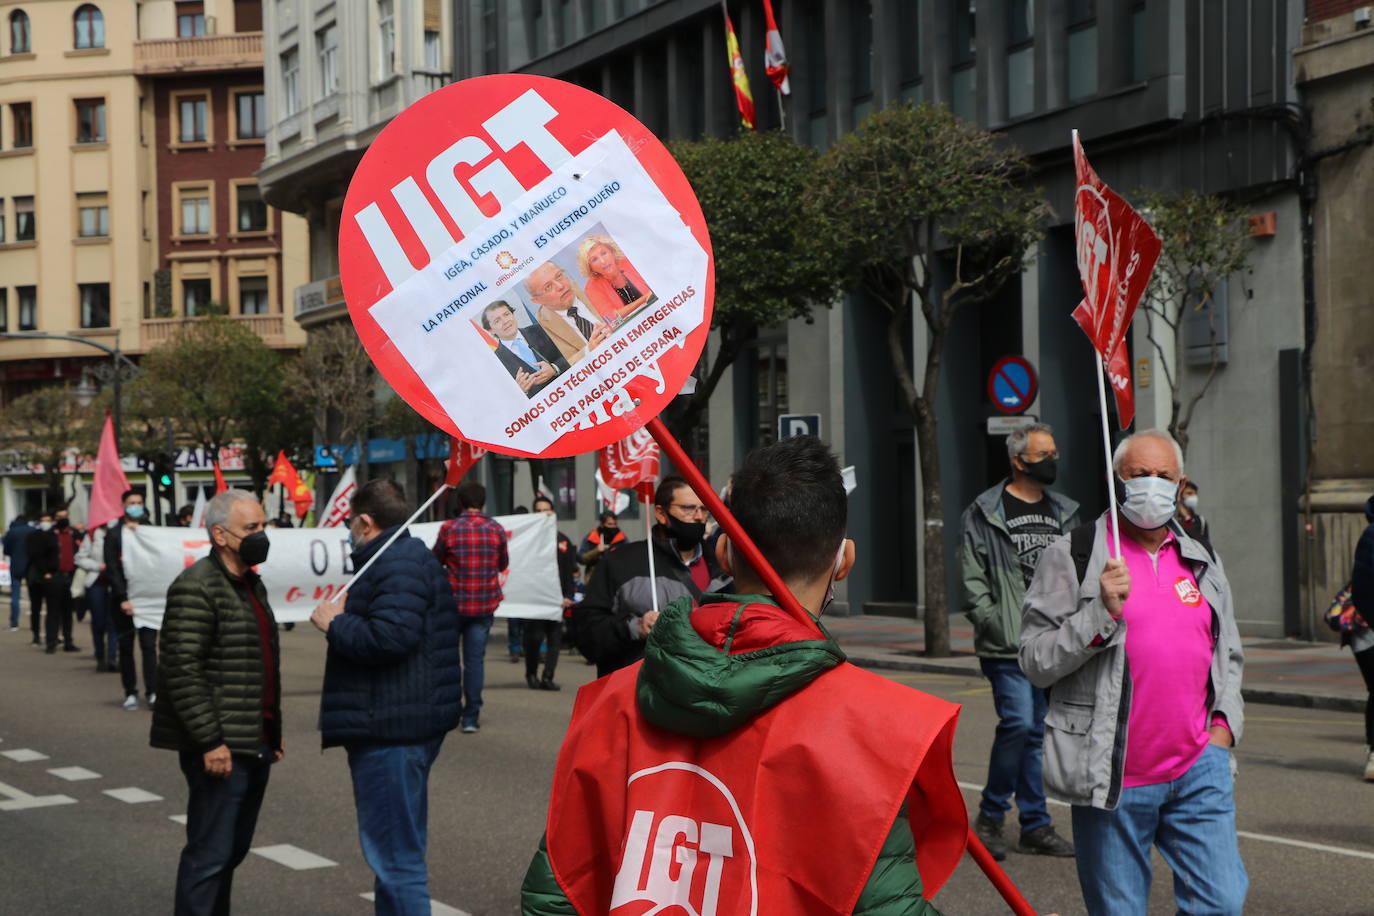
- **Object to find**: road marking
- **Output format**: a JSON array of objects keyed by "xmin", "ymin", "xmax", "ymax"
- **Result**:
[
  {"xmin": 956, "ymin": 781, "xmax": 1374, "ymax": 861},
  {"xmin": 104, "ymin": 787, "xmax": 163, "ymax": 804},
  {"xmin": 170, "ymin": 814, "xmax": 188, "ymax": 825},
  {"xmin": 47, "ymin": 766, "xmax": 100, "ymax": 781},
  {"xmin": 361, "ymin": 892, "xmax": 470, "ymax": 915},
  {"xmin": 0, "ymin": 779, "xmax": 77, "ymax": 811},
  {"xmin": 1246, "ymin": 715, "xmax": 1358, "ymax": 726},
  {"xmin": 1, "ymin": 749, "xmax": 49, "ymax": 762},
  {"xmin": 252, "ymin": 844, "xmax": 337, "ymax": 870}
]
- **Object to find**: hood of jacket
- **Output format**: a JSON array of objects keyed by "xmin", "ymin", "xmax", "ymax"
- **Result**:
[{"xmin": 635, "ymin": 594, "xmax": 846, "ymax": 740}]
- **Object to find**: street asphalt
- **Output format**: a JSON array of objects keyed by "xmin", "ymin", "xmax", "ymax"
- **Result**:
[{"xmin": 1, "ymin": 620, "xmax": 1371, "ymax": 915}]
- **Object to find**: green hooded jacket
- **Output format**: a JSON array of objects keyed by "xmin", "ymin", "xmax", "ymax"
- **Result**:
[
  {"xmin": 959, "ymin": 480, "xmax": 1079, "ymax": 659},
  {"xmin": 521, "ymin": 594, "xmax": 944, "ymax": 916}
]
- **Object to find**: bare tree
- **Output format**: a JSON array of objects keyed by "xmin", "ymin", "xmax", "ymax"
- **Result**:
[{"xmin": 286, "ymin": 323, "xmax": 376, "ymax": 480}]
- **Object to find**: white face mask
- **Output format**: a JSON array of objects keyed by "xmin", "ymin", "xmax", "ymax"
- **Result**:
[
  {"xmin": 1117, "ymin": 476, "xmax": 1179, "ymax": 530},
  {"xmin": 38, "ymin": 521, "xmax": 54, "ymax": 531},
  {"xmin": 1182, "ymin": 495, "xmax": 1200, "ymax": 511}
]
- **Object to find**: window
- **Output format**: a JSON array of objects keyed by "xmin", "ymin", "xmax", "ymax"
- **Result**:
[
  {"xmin": 851, "ymin": 0, "xmax": 874, "ymax": 103},
  {"xmin": 423, "ymin": 0, "xmax": 442, "ymax": 66},
  {"xmin": 236, "ymin": 90, "xmax": 265, "ymax": 138},
  {"xmin": 898, "ymin": 0, "xmax": 922, "ymax": 89},
  {"xmin": 77, "ymin": 193, "xmax": 108, "ymax": 237},
  {"xmin": 79, "ymin": 283, "xmax": 109, "ymax": 328},
  {"xmin": 18, "ymin": 285, "xmax": 36, "ymax": 330},
  {"xmin": 481, "ymin": 0, "xmax": 499, "ymax": 72},
  {"xmin": 377, "ymin": 0, "xmax": 395, "ymax": 79},
  {"xmin": 180, "ymin": 188, "xmax": 210, "ymax": 235},
  {"xmin": 239, "ymin": 276, "xmax": 269, "ymax": 314},
  {"xmin": 1129, "ymin": 1, "xmax": 1147, "ymax": 83},
  {"xmin": 235, "ymin": 183, "xmax": 267, "ymax": 232},
  {"xmin": 281, "ymin": 49, "xmax": 300, "ymax": 116},
  {"xmin": 950, "ymin": 0, "xmax": 976, "ymax": 121},
  {"xmin": 176, "ymin": 2, "xmax": 206, "ymax": 37},
  {"xmin": 317, "ymin": 24, "xmax": 338, "ymax": 97},
  {"xmin": 423, "ymin": 29, "xmax": 441, "ymax": 70},
  {"xmin": 1066, "ymin": 0, "xmax": 1097, "ymax": 100},
  {"xmin": 1006, "ymin": 0, "xmax": 1034, "ymax": 118},
  {"xmin": 11, "ymin": 102, "xmax": 32, "ymax": 148},
  {"xmin": 183, "ymin": 278, "xmax": 211, "ymax": 316},
  {"xmin": 556, "ymin": 0, "xmax": 574, "ymax": 47},
  {"xmin": 9, "ymin": 9, "xmax": 30, "ymax": 54},
  {"xmin": 76, "ymin": 98, "xmax": 106, "ymax": 143},
  {"xmin": 15, "ymin": 196, "xmax": 34, "ymax": 241},
  {"xmin": 0, "ymin": 289, "xmax": 7, "ymax": 332},
  {"xmin": 178, "ymin": 95, "xmax": 208, "ymax": 142},
  {"xmin": 0, "ymin": 200, "xmax": 4, "ymax": 242},
  {"xmin": 73, "ymin": 4, "xmax": 104, "ymax": 49}
]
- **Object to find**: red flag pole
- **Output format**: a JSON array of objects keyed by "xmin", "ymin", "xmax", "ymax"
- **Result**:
[{"xmin": 965, "ymin": 833, "xmax": 1040, "ymax": 916}]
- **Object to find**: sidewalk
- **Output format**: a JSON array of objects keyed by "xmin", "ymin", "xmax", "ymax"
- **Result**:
[{"xmin": 826, "ymin": 614, "xmax": 1368, "ymax": 714}]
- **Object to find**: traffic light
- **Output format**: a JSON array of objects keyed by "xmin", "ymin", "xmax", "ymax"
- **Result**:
[{"xmin": 152, "ymin": 452, "xmax": 177, "ymax": 523}]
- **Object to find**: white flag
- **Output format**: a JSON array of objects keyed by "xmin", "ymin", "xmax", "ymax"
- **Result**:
[
  {"xmin": 319, "ymin": 466, "xmax": 357, "ymax": 528},
  {"xmin": 189, "ymin": 485, "xmax": 208, "ymax": 529}
]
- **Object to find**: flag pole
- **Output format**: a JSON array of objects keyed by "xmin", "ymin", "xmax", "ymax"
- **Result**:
[
  {"xmin": 339, "ymin": 483, "xmax": 449, "ymax": 596},
  {"xmin": 1094, "ymin": 352, "xmax": 1122, "ymax": 559},
  {"xmin": 644, "ymin": 494, "xmax": 660, "ymax": 617}
]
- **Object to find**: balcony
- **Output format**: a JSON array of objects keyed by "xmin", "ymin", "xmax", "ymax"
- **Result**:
[
  {"xmin": 134, "ymin": 32, "xmax": 262, "ymax": 75},
  {"xmin": 141, "ymin": 314, "xmax": 284, "ymax": 349}
]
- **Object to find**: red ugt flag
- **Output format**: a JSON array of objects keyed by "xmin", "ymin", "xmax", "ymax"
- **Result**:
[
  {"xmin": 88, "ymin": 412, "xmax": 130, "ymax": 531},
  {"xmin": 599, "ymin": 428, "xmax": 660, "ymax": 503},
  {"xmin": 1070, "ymin": 130, "xmax": 1161, "ymax": 429},
  {"xmin": 762, "ymin": 0, "xmax": 791, "ymax": 94},
  {"xmin": 445, "ymin": 437, "xmax": 487, "ymax": 487}
]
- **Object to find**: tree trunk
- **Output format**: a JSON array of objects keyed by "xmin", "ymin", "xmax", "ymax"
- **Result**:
[{"xmin": 913, "ymin": 397, "xmax": 951, "ymax": 657}]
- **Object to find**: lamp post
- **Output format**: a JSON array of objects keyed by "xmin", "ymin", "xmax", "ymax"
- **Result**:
[{"xmin": 1, "ymin": 330, "xmax": 139, "ymax": 440}]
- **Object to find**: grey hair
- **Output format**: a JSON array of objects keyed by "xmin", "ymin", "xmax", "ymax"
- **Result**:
[
  {"xmin": 204, "ymin": 489, "xmax": 260, "ymax": 539},
  {"xmin": 1112, "ymin": 429, "xmax": 1185, "ymax": 477},
  {"xmin": 1006, "ymin": 422, "xmax": 1055, "ymax": 462}
]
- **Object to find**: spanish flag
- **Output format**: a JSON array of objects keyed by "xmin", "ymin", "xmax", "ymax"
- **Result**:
[
  {"xmin": 472, "ymin": 319, "xmax": 499, "ymax": 350},
  {"xmin": 723, "ymin": 5, "xmax": 755, "ymax": 129}
]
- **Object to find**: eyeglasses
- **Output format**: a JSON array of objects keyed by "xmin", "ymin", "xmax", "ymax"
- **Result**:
[
  {"xmin": 670, "ymin": 502, "xmax": 707, "ymax": 520},
  {"xmin": 1021, "ymin": 450, "xmax": 1059, "ymax": 461}
]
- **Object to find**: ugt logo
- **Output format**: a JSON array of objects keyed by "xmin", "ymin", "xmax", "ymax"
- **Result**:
[{"xmin": 610, "ymin": 763, "xmax": 757, "ymax": 916}]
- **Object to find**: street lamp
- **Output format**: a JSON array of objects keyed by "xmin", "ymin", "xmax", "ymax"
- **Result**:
[
  {"xmin": 0, "ymin": 330, "xmax": 139, "ymax": 440},
  {"xmin": 72, "ymin": 372, "xmax": 99, "ymax": 408}
]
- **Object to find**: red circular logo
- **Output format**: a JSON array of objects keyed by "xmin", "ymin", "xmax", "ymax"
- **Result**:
[{"xmin": 340, "ymin": 75, "xmax": 714, "ymax": 458}]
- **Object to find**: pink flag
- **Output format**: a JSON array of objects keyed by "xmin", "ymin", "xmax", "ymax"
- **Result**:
[{"xmin": 88, "ymin": 412, "xmax": 129, "ymax": 531}]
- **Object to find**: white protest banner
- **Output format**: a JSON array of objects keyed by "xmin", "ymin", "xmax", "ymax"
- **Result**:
[{"xmin": 123, "ymin": 512, "xmax": 561, "ymax": 629}]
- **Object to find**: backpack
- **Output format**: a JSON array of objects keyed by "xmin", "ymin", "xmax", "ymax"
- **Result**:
[
  {"xmin": 1323, "ymin": 583, "xmax": 1368, "ymax": 635},
  {"xmin": 1068, "ymin": 520, "xmax": 1216, "ymax": 586}
]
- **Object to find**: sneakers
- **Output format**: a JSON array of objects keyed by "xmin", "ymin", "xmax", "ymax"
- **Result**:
[
  {"xmin": 122, "ymin": 694, "xmax": 139, "ymax": 711},
  {"xmin": 460, "ymin": 722, "xmax": 479, "ymax": 734},
  {"xmin": 1364, "ymin": 748, "xmax": 1374, "ymax": 783},
  {"xmin": 1018, "ymin": 825, "xmax": 1075, "ymax": 857},
  {"xmin": 147, "ymin": 692, "xmax": 157, "ymax": 707},
  {"xmin": 973, "ymin": 814, "xmax": 1009, "ymax": 861},
  {"xmin": 539, "ymin": 679, "xmax": 561, "ymax": 691},
  {"xmin": 62, "ymin": 643, "xmax": 81, "ymax": 653}
]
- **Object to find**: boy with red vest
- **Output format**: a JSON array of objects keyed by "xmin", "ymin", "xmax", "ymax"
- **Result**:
[{"xmin": 522, "ymin": 436, "xmax": 968, "ymax": 915}]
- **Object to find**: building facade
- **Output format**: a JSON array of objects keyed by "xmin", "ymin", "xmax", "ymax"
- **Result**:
[
  {"xmin": 262, "ymin": 1, "xmax": 1321, "ymax": 635},
  {"xmin": 0, "ymin": 0, "xmax": 307, "ymax": 523}
]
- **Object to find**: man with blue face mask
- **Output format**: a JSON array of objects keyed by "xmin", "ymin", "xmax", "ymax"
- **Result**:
[
  {"xmin": 1020, "ymin": 429, "xmax": 1247, "ymax": 916},
  {"xmin": 106, "ymin": 489, "xmax": 160, "ymax": 710}
]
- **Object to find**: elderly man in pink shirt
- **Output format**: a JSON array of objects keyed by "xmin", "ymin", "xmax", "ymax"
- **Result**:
[{"xmin": 1019, "ymin": 429, "xmax": 1246, "ymax": 916}]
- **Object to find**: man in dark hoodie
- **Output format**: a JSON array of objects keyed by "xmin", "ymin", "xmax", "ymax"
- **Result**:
[
  {"xmin": 310, "ymin": 478, "xmax": 461, "ymax": 914},
  {"xmin": 522, "ymin": 436, "xmax": 969, "ymax": 915}
]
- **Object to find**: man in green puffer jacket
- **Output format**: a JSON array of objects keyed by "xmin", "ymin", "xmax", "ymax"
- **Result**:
[
  {"xmin": 522, "ymin": 436, "xmax": 969, "ymax": 915},
  {"xmin": 150, "ymin": 490, "xmax": 283, "ymax": 916}
]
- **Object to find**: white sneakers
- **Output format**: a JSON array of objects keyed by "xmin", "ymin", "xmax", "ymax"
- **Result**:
[
  {"xmin": 148, "ymin": 692, "xmax": 156, "ymax": 707},
  {"xmin": 122, "ymin": 694, "xmax": 139, "ymax": 711}
]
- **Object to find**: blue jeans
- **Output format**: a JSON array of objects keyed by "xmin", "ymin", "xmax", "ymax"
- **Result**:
[
  {"xmin": 175, "ymin": 743, "xmax": 273, "ymax": 916},
  {"xmin": 978, "ymin": 657, "xmax": 1051, "ymax": 833},
  {"xmin": 347, "ymin": 736, "xmax": 445, "ymax": 915},
  {"xmin": 1071, "ymin": 743, "xmax": 1248, "ymax": 916},
  {"xmin": 456, "ymin": 614, "xmax": 493, "ymax": 726},
  {"xmin": 8, "ymin": 577, "xmax": 20, "ymax": 627},
  {"xmin": 506, "ymin": 617, "xmax": 524, "ymax": 655},
  {"xmin": 86, "ymin": 583, "xmax": 118, "ymax": 664}
]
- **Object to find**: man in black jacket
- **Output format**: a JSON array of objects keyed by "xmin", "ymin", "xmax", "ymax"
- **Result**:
[
  {"xmin": 481, "ymin": 300, "xmax": 567, "ymax": 398},
  {"xmin": 151, "ymin": 489, "xmax": 282, "ymax": 916},
  {"xmin": 24, "ymin": 512, "xmax": 59, "ymax": 646},
  {"xmin": 106, "ymin": 489, "xmax": 159, "ymax": 710},
  {"xmin": 574, "ymin": 477, "xmax": 731, "ymax": 677},
  {"xmin": 310, "ymin": 478, "xmax": 461, "ymax": 914}
]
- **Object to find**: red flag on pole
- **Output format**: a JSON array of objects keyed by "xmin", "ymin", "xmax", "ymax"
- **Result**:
[
  {"xmin": 212, "ymin": 459, "xmax": 228, "ymax": 494},
  {"xmin": 1070, "ymin": 130, "xmax": 1161, "ymax": 429},
  {"xmin": 762, "ymin": 0, "xmax": 790, "ymax": 94},
  {"xmin": 722, "ymin": 5, "xmax": 756, "ymax": 129},
  {"xmin": 444, "ymin": 437, "xmax": 487, "ymax": 486},
  {"xmin": 88, "ymin": 412, "xmax": 130, "ymax": 531},
  {"xmin": 598, "ymin": 427, "xmax": 661, "ymax": 504}
]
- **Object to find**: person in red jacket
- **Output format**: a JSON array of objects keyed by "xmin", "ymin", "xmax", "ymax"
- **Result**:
[{"xmin": 522, "ymin": 436, "xmax": 969, "ymax": 915}]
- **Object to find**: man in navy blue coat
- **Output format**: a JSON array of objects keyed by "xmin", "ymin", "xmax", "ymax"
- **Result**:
[{"xmin": 310, "ymin": 478, "xmax": 460, "ymax": 914}]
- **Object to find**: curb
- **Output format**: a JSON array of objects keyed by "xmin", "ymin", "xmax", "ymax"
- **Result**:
[{"xmin": 846, "ymin": 654, "xmax": 1366, "ymax": 714}]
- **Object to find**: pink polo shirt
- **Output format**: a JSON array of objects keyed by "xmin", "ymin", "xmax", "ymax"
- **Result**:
[{"xmin": 1118, "ymin": 527, "xmax": 1215, "ymax": 787}]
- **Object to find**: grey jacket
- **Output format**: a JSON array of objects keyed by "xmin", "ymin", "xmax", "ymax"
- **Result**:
[
  {"xmin": 1018, "ymin": 513, "xmax": 1245, "ymax": 810},
  {"xmin": 960, "ymin": 480, "xmax": 1079, "ymax": 658}
]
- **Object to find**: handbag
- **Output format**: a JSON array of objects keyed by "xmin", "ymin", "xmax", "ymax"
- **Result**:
[{"xmin": 1324, "ymin": 582, "xmax": 1369, "ymax": 634}]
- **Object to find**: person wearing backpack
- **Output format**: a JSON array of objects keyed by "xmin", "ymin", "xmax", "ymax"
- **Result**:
[
  {"xmin": 1020, "ymin": 430, "xmax": 1246, "ymax": 916},
  {"xmin": 1346, "ymin": 495, "xmax": 1374, "ymax": 782}
]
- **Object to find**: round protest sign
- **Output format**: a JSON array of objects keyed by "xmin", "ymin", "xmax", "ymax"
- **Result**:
[{"xmin": 339, "ymin": 75, "xmax": 714, "ymax": 459}]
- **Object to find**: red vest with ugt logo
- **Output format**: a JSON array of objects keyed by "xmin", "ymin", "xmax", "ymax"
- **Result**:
[{"xmin": 544, "ymin": 661, "xmax": 967, "ymax": 916}]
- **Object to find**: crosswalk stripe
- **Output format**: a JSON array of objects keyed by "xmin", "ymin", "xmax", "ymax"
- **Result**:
[
  {"xmin": 103, "ymin": 787, "xmax": 163, "ymax": 804},
  {"xmin": 1, "ymin": 749, "xmax": 49, "ymax": 763},
  {"xmin": 252, "ymin": 844, "xmax": 337, "ymax": 870},
  {"xmin": 47, "ymin": 766, "xmax": 100, "ymax": 781},
  {"xmin": 360, "ymin": 892, "xmax": 470, "ymax": 915}
]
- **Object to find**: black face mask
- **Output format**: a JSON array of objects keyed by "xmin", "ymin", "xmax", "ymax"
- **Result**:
[
  {"xmin": 55, "ymin": 518, "xmax": 70, "ymax": 530},
  {"xmin": 1021, "ymin": 456, "xmax": 1058, "ymax": 486},
  {"xmin": 236, "ymin": 530, "xmax": 271, "ymax": 567},
  {"xmin": 599, "ymin": 526, "xmax": 618, "ymax": 542},
  {"xmin": 665, "ymin": 515, "xmax": 706, "ymax": 550}
]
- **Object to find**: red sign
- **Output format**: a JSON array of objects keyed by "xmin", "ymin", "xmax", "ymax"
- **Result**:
[
  {"xmin": 1070, "ymin": 130, "xmax": 1160, "ymax": 429},
  {"xmin": 598, "ymin": 428, "xmax": 660, "ymax": 503},
  {"xmin": 986, "ymin": 356, "xmax": 1038, "ymax": 415},
  {"xmin": 339, "ymin": 75, "xmax": 714, "ymax": 459}
]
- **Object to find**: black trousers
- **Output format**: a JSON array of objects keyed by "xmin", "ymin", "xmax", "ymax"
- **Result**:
[
  {"xmin": 523, "ymin": 620, "xmax": 563, "ymax": 682},
  {"xmin": 175, "ymin": 744, "xmax": 272, "ymax": 916},
  {"xmin": 43, "ymin": 572, "xmax": 75, "ymax": 649},
  {"xmin": 27, "ymin": 577, "xmax": 46, "ymax": 640},
  {"xmin": 1356, "ymin": 645, "xmax": 1374, "ymax": 747},
  {"xmin": 113, "ymin": 608, "xmax": 159, "ymax": 698}
]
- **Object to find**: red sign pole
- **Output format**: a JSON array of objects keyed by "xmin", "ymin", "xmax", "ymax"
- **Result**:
[{"xmin": 647, "ymin": 415, "xmax": 1041, "ymax": 915}]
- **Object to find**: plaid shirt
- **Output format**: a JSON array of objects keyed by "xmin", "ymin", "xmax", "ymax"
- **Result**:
[{"xmin": 432, "ymin": 510, "xmax": 509, "ymax": 616}]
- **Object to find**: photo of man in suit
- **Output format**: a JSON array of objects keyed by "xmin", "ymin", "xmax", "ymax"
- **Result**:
[
  {"xmin": 525, "ymin": 262, "xmax": 612, "ymax": 364},
  {"xmin": 481, "ymin": 300, "xmax": 569, "ymax": 399}
]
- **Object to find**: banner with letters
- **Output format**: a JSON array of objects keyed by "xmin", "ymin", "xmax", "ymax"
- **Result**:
[{"xmin": 123, "ymin": 513, "xmax": 562, "ymax": 629}]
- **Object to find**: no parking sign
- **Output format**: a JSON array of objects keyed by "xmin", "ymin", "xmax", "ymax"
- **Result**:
[
  {"xmin": 339, "ymin": 76, "xmax": 715, "ymax": 458},
  {"xmin": 987, "ymin": 356, "xmax": 1038, "ymax": 415}
]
